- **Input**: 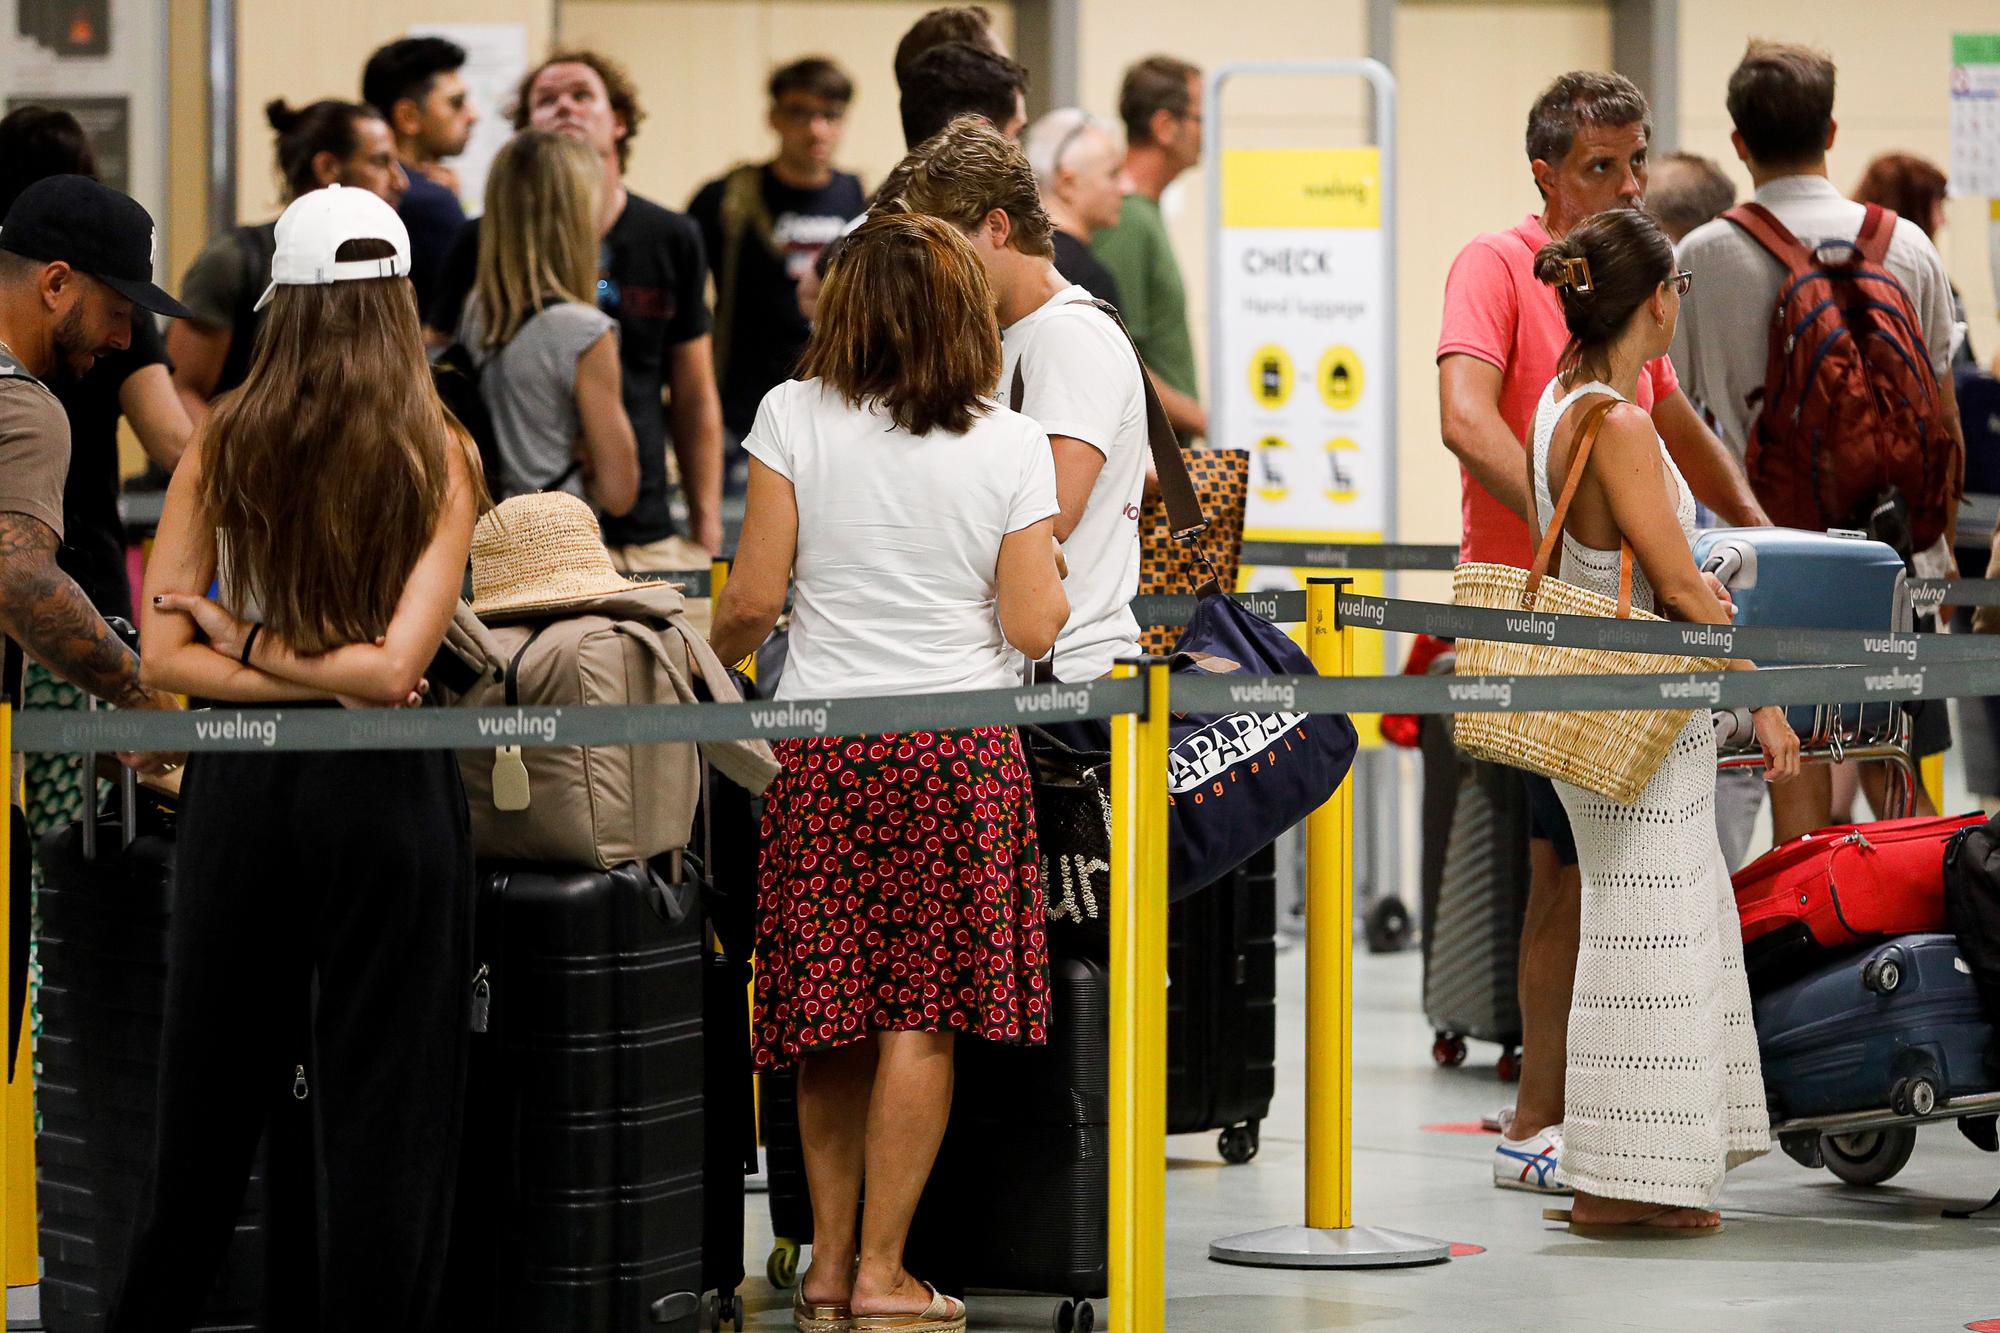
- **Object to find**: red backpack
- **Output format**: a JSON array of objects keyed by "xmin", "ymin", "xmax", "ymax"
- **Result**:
[{"xmin": 1725, "ymin": 202, "xmax": 1957, "ymax": 553}]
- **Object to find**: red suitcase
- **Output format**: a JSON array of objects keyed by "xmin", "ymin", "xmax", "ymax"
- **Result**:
[{"xmin": 1734, "ymin": 814, "xmax": 1989, "ymax": 972}]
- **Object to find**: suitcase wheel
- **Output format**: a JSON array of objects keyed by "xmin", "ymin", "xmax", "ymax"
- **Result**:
[
  {"xmin": 1431, "ymin": 1034, "xmax": 1467, "ymax": 1068},
  {"xmin": 1890, "ymin": 1076, "xmax": 1939, "ymax": 1119},
  {"xmin": 1217, "ymin": 1122, "xmax": 1261, "ymax": 1165},
  {"xmin": 1496, "ymin": 1048, "xmax": 1521, "ymax": 1084},
  {"xmin": 1820, "ymin": 1127, "xmax": 1917, "ymax": 1187},
  {"xmin": 1054, "ymin": 1298, "xmax": 1097, "ymax": 1333},
  {"xmin": 1364, "ymin": 897, "xmax": 1413, "ymax": 954},
  {"xmin": 767, "ymin": 1237, "xmax": 801, "ymax": 1289},
  {"xmin": 1861, "ymin": 948, "xmax": 1907, "ymax": 994}
]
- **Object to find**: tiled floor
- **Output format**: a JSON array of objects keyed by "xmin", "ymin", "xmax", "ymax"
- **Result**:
[{"xmin": 731, "ymin": 748, "xmax": 2000, "ymax": 1331}]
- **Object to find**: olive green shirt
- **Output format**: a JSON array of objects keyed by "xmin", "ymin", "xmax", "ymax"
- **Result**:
[{"xmin": 1091, "ymin": 193, "xmax": 1199, "ymax": 401}]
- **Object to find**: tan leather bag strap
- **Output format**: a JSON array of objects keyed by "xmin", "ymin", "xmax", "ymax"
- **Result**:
[{"xmin": 1524, "ymin": 396, "xmax": 1637, "ymax": 617}]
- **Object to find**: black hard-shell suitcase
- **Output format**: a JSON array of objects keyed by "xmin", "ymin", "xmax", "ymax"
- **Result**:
[
  {"xmin": 35, "ymin": 779, "xmax": 274, "ymax": 1332},
  {"xmin": 445, "ymin": 862, "xmax": 711, "ymax": 1332},
  {"xmin": 1165, "ymin": 842, "xmax": 1276, "ymax": 1162},
  {"xmin": 903, "ymin": 951, "xmax": 1108, "ymax": 1328},
  {"xmin": 1420, "ymin": 720, "xmax": 1528, "ymax": 1076},
  {"xmin": 1756, "ymin": 933, "xmax": 1997, "ymax": 1122}
]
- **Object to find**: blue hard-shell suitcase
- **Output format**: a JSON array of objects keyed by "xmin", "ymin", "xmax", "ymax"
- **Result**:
[
  {"xmin": 1755, "ymin": 933, "xmax": 1996, "ymax": 1122},
  {"xmin": 1692, "ymin": 526, "xmax": 1910, "ymax": 744}
]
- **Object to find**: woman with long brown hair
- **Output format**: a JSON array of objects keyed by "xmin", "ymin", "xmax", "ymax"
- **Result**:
[
  {"xmin": 711, "ymin": 212, "xmax": 1067, "ymax": 1333},
  {"xmin": 459, "ymin": 128, "xmax": 638, "ymax": 511},
  {"xmin": 111, "ymin": 186, "xmax": 481, "ymax": 1330}
]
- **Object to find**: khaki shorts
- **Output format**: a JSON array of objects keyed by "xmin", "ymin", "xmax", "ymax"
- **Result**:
[{"xmin": 608, "ymin": 536, "xmax": 714, "ymax": 636}]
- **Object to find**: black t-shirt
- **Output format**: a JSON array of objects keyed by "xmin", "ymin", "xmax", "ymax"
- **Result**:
[
  {"xmin": 1052, "ymin": 230, "xmax": 1124, "ymax": 313},
  {"xmin": 50, "ymin": 311, "xmax": 170, "ymax": 622},
  {"xmin": 431, "ymin": 192, "xmax": 712, "ymax": 545},
  {"xmin": 400, "ymin": 171, "xmax": 468, "ymax": 317},
  {"xmin": 687, "ymin": 165, "xmax": 865, "ymax": 434}
]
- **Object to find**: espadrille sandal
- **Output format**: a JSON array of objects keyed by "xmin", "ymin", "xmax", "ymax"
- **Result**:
[
  {"xmin": 794, "ymin": 1289, "xmax": 852, "ymax": 1333},
  {"xmin": 1542, "ymin": 1206, "xmax": 1722, "ymax": 1238},
  {"xmin": 851, "ymin": 1283, "xmax": 967, "ymax": 1332}
]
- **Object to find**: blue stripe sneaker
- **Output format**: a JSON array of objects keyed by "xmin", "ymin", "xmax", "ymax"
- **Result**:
[{"xmin": 1493, "ymin": 1126, "xmax": 1571, "ymax": 1194}]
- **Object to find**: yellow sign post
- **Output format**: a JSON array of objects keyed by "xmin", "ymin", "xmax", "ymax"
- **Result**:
[
  {"xmin": 1, "ymin": 705, "xmax": 38, "ymax": 1318},
  {"xmin": 1210, "ymin": 581, "xmax": 1450, "ymax": 1268},
  {"xmin": 1108, "ymin": 661, "xmax": 1169, "ymax": 1332}
]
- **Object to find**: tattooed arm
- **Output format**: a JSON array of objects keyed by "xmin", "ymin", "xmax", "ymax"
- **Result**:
[{"xmin": 0, "ymin": 510, "xmax": 163, "ymax": 706}]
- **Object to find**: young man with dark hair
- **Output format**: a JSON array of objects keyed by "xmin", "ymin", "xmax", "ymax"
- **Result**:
[
  {"xmin": 0, "ymin": 177, "xmax": 182, "ymax": 741},
  {"xmin": 878, "ymin": 115, "xmax": 1149, "ymax": 688},
  {"xmin": 1437, "ymin": 69, "xmax": 1766, "ymax": 1198},
  {"xmin": 689, "ymin": 58, "xmax": 865, "ymax": 492},
  {"xmin": 897, "ymin": 40, "xmax": 1027, "ymax": 149},
  {"xmin": 361, "ymin": 35, "xmax": 478, "ymax": 309},
  {"xmin": 891, "ymin": 5, "xmax": 1003, "ymax": 88},
  {"xmin": 429, "ymin": 50, "xmax": 725, "ymax": 562},
  {"xmin": 1092, "ymin": 55, "xmax": 1205, "ymax": 438},
  {"xmin": 1673, "ymin": 40, "xmax": 1967, "ymax": 836}
]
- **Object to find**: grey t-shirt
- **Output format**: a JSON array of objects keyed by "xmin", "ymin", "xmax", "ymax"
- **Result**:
[{"xmin": 458, "ymin": 297, "xmax": 617, "ymax": 501}]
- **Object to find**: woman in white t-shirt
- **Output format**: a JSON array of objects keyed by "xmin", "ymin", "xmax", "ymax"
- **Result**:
[{"xmin": 710, "ymin": 212, "xmax": 1066, "ymax": 1333}]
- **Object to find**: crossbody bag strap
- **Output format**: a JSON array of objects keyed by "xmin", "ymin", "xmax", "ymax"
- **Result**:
[
  {"xmin": 1081, "ymin": 298, "xmax": 1208, "ymax": 549},
  {"xmin": 1524, "ymin": 396, "xmax": 1637, "ymax": 618}
]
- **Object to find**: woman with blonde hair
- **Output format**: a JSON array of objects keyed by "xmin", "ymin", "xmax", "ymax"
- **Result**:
[
  {"xmin": 112, "ymin": 186, "xmax": 483, "ymax": 1330},
  {"xmin": 458, "ymin": 127, "xmax": 638, "ymax": 512},
  {"xmin": 711, "ymin": 211, "xmax": 1067, "ymax": 1333}
]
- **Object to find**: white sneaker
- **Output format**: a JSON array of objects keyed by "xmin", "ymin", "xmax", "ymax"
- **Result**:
[{"xmin": 1493, "ymin": 1126, "xmax": 1570, "ymax": 1194}]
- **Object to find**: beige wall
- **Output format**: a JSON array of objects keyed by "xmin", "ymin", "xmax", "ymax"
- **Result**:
[
  {"xmin": 558, "ymin": 0, "xmax": 1015, "ymax": 213},
  {"xmin": 1394, "ymin": 2, "xmax": 1612, "ymax": 587},
  {"xmin": 234, "ymin": 0, "xmax": 555, "ymax": 223},
  {"xmin": 1679, "ymin": 0, "xmax": 1999, "ymax": 368}
]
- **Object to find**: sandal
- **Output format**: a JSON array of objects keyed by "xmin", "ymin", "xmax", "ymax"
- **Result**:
[
  {"xmin": 1542, "ymin": 1206, "xmax": 1722, "ymax": 1238},
  {"xmin": 851, "ymin": 1282, "xmax": 967, "ymax": 1332},
  {"xmin": 794, "ymin": 1290, "xmax": 853, "ymax": 1333}
]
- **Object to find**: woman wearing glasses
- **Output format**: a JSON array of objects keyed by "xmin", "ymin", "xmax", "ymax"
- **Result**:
[{"xmin": 1528, "ymin": 208, "xmax": 1798, "ymax": 1235}]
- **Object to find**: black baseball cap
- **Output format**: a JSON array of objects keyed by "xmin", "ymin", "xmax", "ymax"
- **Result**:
[{"xmin": 0, "ymin": 175, "xmax": 192, "ymax": 320}]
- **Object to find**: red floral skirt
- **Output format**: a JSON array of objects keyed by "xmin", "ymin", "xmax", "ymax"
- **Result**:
[{"xmin": 752, "ymin": 727, "xmax": 1050, "ymax": 1070}]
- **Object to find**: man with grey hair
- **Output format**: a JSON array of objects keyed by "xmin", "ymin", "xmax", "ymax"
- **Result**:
[
  {"xmin": 1436, "ymin": 69, "xmax": 1766, "ymax": 1200},
  {"xmin": 1646, "ymin": 150, "xmax": 1737, "ymax": 244},
  {"xmin": 1023, "ymin": 107, "xmax": 1126, "ymax": 308}
]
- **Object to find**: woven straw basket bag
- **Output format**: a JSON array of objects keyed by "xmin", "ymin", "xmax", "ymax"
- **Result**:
[{"xmin": 1453, "ymin": 398, "xmax": 1725, "ymax": 806}]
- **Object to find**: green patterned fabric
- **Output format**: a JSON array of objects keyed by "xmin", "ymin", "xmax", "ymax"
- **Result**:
[{"xmin": 22, "ymin": 663, "xmax": 95, "ymax": 1134}]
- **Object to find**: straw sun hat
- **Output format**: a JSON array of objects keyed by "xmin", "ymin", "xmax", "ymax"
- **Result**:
[{"xmin": 470, "ymin": 491, "xmax": 649, "ymax": 617}]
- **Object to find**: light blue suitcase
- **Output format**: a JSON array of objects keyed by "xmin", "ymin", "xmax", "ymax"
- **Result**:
[{"xmin": 1692, "ymin": 526, "xmax": 1910, "ymax": 745}]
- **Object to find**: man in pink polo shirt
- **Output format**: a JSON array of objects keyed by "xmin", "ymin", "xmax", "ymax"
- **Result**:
[{"xmin": 1436, "ymin": 70, "xmax": 1767, "ymax": 1197}]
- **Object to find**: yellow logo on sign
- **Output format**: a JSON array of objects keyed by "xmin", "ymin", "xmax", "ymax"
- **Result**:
[
  {"xmin": 1223, "ymin": 148, "xmax": 1381, "ymax": 229},
  {"xmin": 1254, "ymin": 435, "xmax": 1290, "ymax": 501},
  {"xmin": 1319, "ymin": 346, "xmax": 1363, "ymax": 411},
  {"xmin": 1248, "ymin": 344, "xmax": 1293, "ymax": 409}
]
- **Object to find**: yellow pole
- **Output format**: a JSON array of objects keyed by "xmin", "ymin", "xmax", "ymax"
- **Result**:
[
  {"xmin": 1304, "ymin": 579, "xmax": 1354, "ymax": 1230},
  {"xmin": 1109, "ymin": 660, "xmax": 1168, "ymax": 1333},
  {"xmin": 1, "ymin": 704, "xmax": 35, "ymax": 1294},
  {"xmin": 1920, "ymin": 752, "xmax": 1944, "ymax": 814}
]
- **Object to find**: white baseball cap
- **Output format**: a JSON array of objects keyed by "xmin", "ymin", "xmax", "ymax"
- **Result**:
[{"xmin": 254, "ymin": 184, "xmax": 412, "ymax": 312}]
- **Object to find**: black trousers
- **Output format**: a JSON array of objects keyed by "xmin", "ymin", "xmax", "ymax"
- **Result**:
[{"xmin": 107, "ymin": 746, "xmax": 473, "ymax": 1333}]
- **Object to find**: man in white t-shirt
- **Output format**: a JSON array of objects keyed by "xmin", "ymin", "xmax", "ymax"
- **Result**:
[{"xmin": 876, "ymin": 114, "xmax": 1150, "ymax": 683}]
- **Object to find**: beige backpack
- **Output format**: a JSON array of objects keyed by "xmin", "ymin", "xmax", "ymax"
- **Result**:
[{"xmin": 443, "ymin": 581, "xmax": 777, "ymax": 868}]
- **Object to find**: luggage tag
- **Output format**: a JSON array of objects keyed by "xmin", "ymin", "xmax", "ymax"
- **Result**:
[{"xmin": 491, "ymin": 746, "xmax": 531, "ymax": 811}]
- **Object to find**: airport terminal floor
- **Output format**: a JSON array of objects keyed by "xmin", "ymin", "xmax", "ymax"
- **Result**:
[{"xmin": 722, "ymin": 754, "xmax": 1996, "ymax": 1333}]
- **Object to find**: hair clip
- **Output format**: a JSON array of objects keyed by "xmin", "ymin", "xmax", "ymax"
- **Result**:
[{"xmin": 1561, "ymin": 256, "xmax": 1594, "ymax": 295}]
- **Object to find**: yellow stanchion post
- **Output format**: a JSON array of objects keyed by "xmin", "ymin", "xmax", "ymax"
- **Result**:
[
  {"xmin": 1109, "ymin": 660, "xmax": 1168, "ymax": 1333},
  {"xmin": 1, "ymin": 705, "xmax": 39, "ymax": 1319},
  {"xmin": 1210, "ymin": 580, "xmax": 1450, "ymax": 1268}
]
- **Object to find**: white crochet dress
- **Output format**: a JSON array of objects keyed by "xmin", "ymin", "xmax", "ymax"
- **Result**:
[{"xmin": 1531, "ymin": 378, "xmax": 1770, "ymax": 1208}]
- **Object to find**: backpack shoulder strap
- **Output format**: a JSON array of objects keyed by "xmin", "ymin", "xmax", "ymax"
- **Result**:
[
  {"xmin": 1856, "ymin": 202, "xmax": 1897, "ymax": 266},
  {"xmin": 611, "ymin": 620, "xmax": 779, "ymax": 794},
  {"xmin": 1724, "ymin": 203, "xmax": 1813, "ymax": 271}
]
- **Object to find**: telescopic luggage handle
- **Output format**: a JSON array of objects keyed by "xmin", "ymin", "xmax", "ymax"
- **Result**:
[{"xmin": 79, "ymin": 616, "xmax": 142, "ymax": 863}]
